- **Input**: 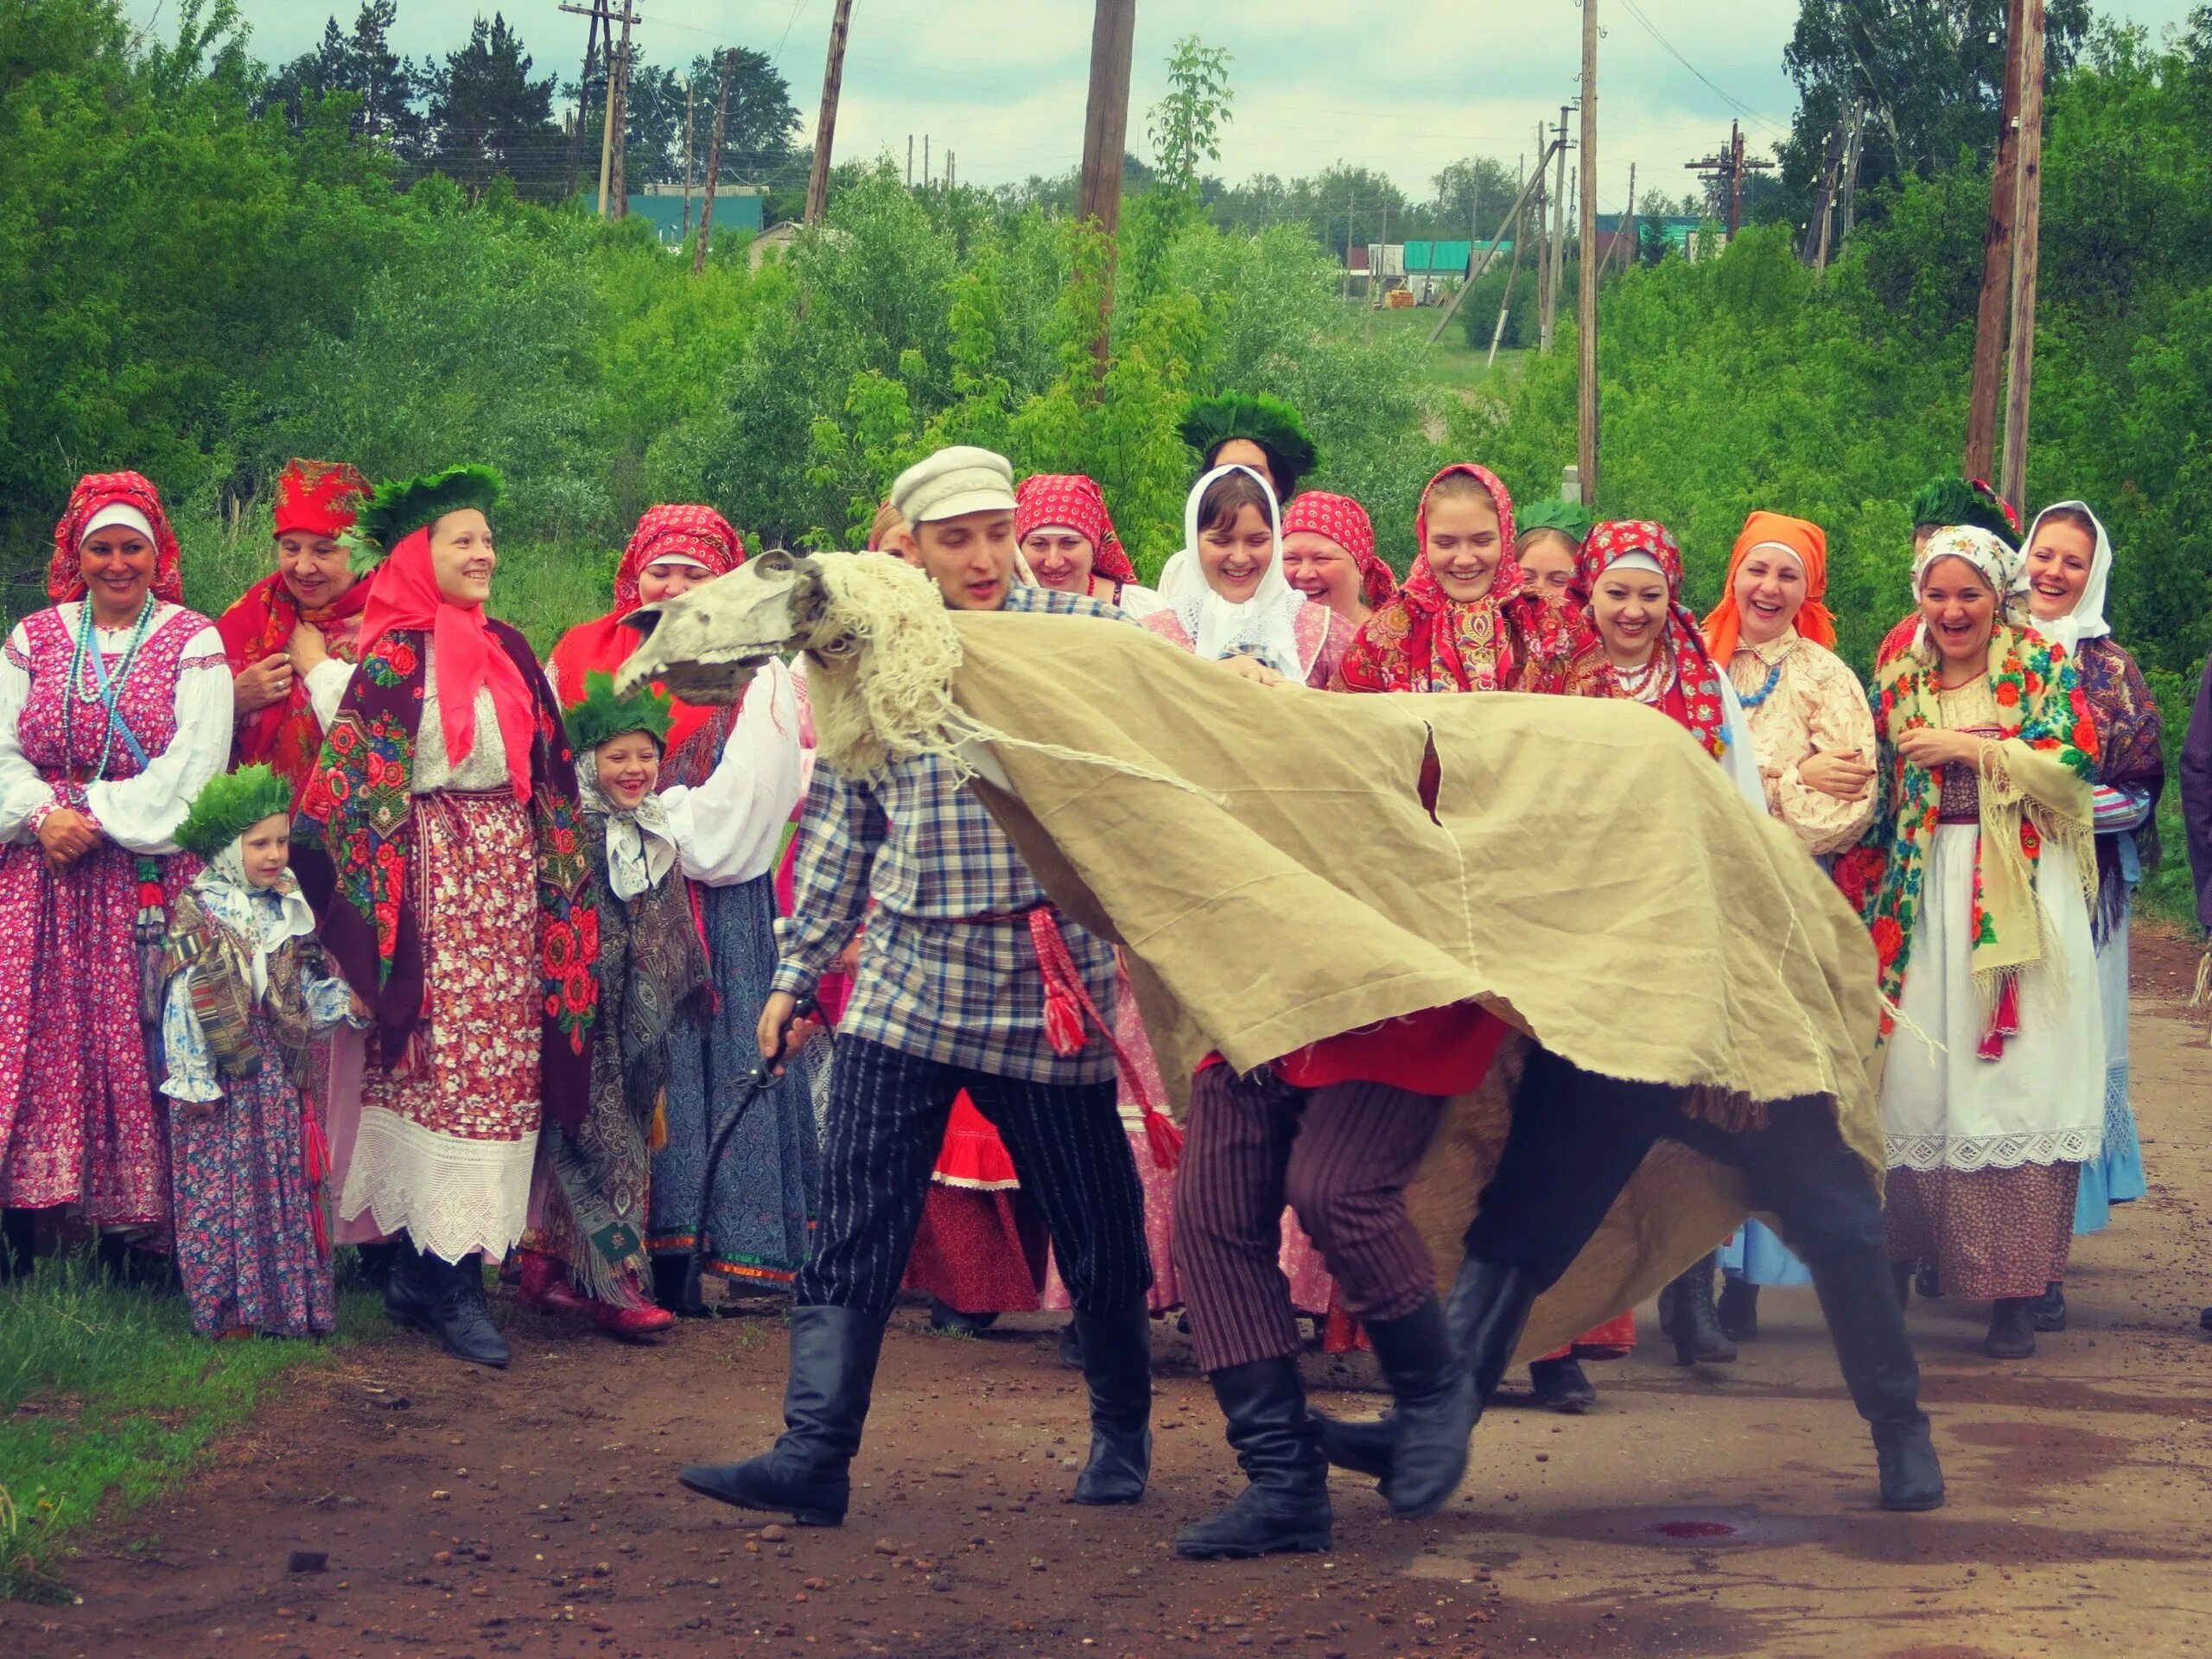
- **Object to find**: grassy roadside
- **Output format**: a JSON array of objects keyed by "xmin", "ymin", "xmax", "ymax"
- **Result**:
[
  {"xmin": 0, "ymin": 1258, "xmax": 386, "ymax": 1603},
  {"xmin": 1349, "ymin": 301, "xmax": 1530, "ymax": 395}
]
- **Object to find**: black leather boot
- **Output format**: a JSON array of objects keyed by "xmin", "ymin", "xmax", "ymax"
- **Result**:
[
  {"xmin": 381, "ymin": 1236, "xmax": 433, "ymax": 1332},
  {"xmin": 1717, "ymin": 1277, "xmax": 1759, "ymax": 1342},
  {"xmin": 1070, "ymin": 1299, "xmax": 1153, "ymax": 1504},
  {"xmin": 1528, "ymin": 1355, "xmax": 1597, "ymax": 1413},
  {"xmin": 1173, "ymin": 1357, "xmax": 1332, "ymax": 1559},
  {"xmin": 1312, "ymin": 1257, "xmax": 1538, "ymax": 1485},
  {"xmin": 1808, "ymin": 1243, "xmax": 1944, "ymax": 1511},
  {"xmin": 681, "ymin": 1303, "xmax": 887, "ymax": 1527},
  {"xmin": 1984, "ymin": 1296, "xmax": 2037, "ymax": 1359},
  {"xmin": 427, "ymin": 1253, "xmax": 510, "ymax": 1368},
  {"xmin": 928, "ymin": 1299, "xmax": 999, "ymax": 1335},
  {"xmin": 1659, "ymin": 1253, "xmax": 1738, "ymax": 1364},
  {"xmin": 2034, "ymin": 1281, "xmax": 2067, "ymax": 1332},
  {"xmin": 1359, "ymin": 1296, "xmax": 1477, "ymax": 1516}
]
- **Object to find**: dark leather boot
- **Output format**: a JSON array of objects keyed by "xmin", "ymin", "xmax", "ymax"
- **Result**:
[
  {"xmin": 2034, "ymin": 1281, "xmax": 2067, "ymax": 1332},
  {"xmin": 928, "ymin": 1299, "xmax": 999, "ymax": 1335},
  {"xmin": 1984, "ymin": 1297, "xmax": 2037, "ymax": 1359},
  {"xmin": 1312, "ymin": 1257, "xmax": 1537, "ymax": 1485},
  {"xmin": 1359, "ymin": 1296, "xmax": 1477, "ymax": 1516},
  {"xmin": 1808, "ymin": 1243, "xmax": 1944, "ymax": 1511},
  {"xmin": 1717, "ymin": 1277, "xmax": 1759, "ymax": 1342},
  {"xmin": 381, "ymin": 1236, "xmax": 433, "ymax": 1332},
  {"xmin": 680, "ymin": 1303, "xmax": 887, "ymax": 1527},
  {"xmin": 1660, "ymin": 1253, "xmax": 1738, "ymax": 1364},
  {"xmin": 1528, "ymin": 1355, "xmax": 1596, "ymax": 1414},
  {"xmin": 427, "ymin": 1253, "xmax": 510, "ymax": 1368},
  {"xmin": 1070, "ymin": 1299, "xmax": 1153, "ymax": 1504},
  {"xmin": 1173, "ymin": 1358, "xmax": 1332, "ymax": 1560}
]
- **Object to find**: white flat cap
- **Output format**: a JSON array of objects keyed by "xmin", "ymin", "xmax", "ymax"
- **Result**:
[{"xmin": 891, "ymin": 446, "xmax": 1017, "ymax": 525}]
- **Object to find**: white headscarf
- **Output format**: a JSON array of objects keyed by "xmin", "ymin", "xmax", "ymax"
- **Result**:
[
  {"xmin": 580, "ymin": 753, "xmax": 679, "ymax": 902},
  {"xmin": 2022, "ymin": 500, "xmax": 2113, "ymax": 658},
  {"xmin": 192, "ymin": 833, "xmax": 318, "ymax": 1001},
  {"xmin": 1155, "ymin": 464, "xmax": 1306, "ymax": 679},
  {"xmin": 1911, "ymin": 524, "xmax": 2031, "ymax": 653}
]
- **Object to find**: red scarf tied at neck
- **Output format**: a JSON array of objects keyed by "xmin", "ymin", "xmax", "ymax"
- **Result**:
[{"xmin": 357, "ymin": 525, "xmax": 536, "ymax": 800}]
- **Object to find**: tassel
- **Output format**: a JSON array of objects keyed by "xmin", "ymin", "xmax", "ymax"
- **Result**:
[
  {"xmin": 302, "ymin": 1112, "xmax": 331, "ymax": 1185},
  {"xmin": 1028, "ymin": 910, "xmax": 1092, "ymax": 1058},
  {"xmin": 1042, "ymin": 984, "xmax": 1087, "ymax": 1058},
  {"xmin": 649, "ymin": 1090, "xmax": 669, "ymax": 1153},
  {"xmin": 1143, "ymin": 1107, "xmax": 1184, "ymax": 1174},
  {"xmin": 1977, "ymin": 975, "xmax": 2021, "ymax": 1062}
]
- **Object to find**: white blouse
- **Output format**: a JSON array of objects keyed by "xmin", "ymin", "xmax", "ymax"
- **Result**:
[
  {"xmin": 0, "ymin": 603, "xmax": 232, "ymax": 854},
  {"xmin": 661, "ymin": 657, "xmax": 805, "ymax": 887}
]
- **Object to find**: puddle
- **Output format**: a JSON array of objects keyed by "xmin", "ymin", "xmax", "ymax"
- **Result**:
[{"xmin": 1542, "ymin": 1504, "xmax": 1825, "ymax": 1550}]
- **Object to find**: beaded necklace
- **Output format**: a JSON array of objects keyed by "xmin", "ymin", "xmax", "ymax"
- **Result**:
[
  {"xmin": 60, "ymin": 592, "xmax": 157, "ymax": 785},
  {"xmin": 1735, "ymin": 657, "xmax": 1787, "ymax": 710},
  {"xmin": 1613, "ymin": 645, "xmax": 1674, "ymax": 705}
]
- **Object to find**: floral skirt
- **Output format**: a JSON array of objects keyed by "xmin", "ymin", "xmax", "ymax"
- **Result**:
[
  {"xmin": 341, "ymin": 791, "xmax": 541, "ymax": 1263},
  {"xmin": 170, "ymin": 1019, "xmax": 334, "ymax": 1338},
  {"xmin": 906, "ymin": 1184, "xmax": 1048, "ymax": 1313},
  {"xmin": 1886, "ymin": 1160, "xmax": 2080, "ymax": 1302},
  {"xmin": 0, "ymin": 838, "xmax": 177, "ymax": 1230}
]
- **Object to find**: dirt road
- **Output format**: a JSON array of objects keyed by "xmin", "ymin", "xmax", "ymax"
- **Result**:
[{"xmin": 10, "ymin": 933, "xmax": 2209, "ymax": 1659}]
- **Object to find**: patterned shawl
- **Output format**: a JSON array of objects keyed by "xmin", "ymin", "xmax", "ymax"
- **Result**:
[
  {"xmin": 2074, "ymin": 635, "xmax": 2166, "ymax": 943},
  {"xmin": 216, "ymin": 570, "xmax": 372, "ymax": 793},
  {"xmin": 1574, "ymin": 519, "xmax": 1732, "ymax": 760},
  {"xmin": 162, "ymin": 874, "xmax": 331, "ymax": 1089},
  {"xmin": 49, "ymin": 472, "xmax": 184, "ymax": 605},
  {"xmin": 1855, "ymin": 623, "xmax": 2098, "ymax": 1040},
  {"xmin": 1334, "ymin": 463, "xmax": 1605, "ymax": 696},
  {"xmin": 291, "ymin": 621, "xmax": 600, "ymax": 1132}
]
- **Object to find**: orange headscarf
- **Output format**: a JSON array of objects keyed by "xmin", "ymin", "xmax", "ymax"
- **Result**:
[{"xmin": 1701, "ymin": 511, "xmax": 1834, "ymax": 664}]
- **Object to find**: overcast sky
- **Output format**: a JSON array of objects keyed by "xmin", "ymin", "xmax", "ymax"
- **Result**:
[{"xmin": 129, "ymin": 1, "xmax": 2202, "ymax": 213}]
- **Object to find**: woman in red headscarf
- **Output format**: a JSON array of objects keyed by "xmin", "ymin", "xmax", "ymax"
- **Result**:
[
  {"xmin": 0, "ymin": 473, "xmax": 232, "ymax": 1274},
  {"xmin": 1015, "ymin": 474, "xmax": 1166, "ymax": 620},
  {"xmin": 1280, "ymin": 492, "xmax": 1395, "ymax": 631},
  {"xmin": 1332, "ymin": 464, "xmax": 1610, "ymax": 696},
  {"xmin": 292, "ymin": 467, "xmax": 598, "ymax": 1370}
]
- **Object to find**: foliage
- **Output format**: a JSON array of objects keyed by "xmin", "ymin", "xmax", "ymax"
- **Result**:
[
  {"xmin": 1147, "ymin": 35, "xmax": 1234, "ymax": 194},
  {"xmin": 423, "ymin": 13, "xmax": 564, "ymax": 201}
]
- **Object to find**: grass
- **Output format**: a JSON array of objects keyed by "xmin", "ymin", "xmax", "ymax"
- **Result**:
[
  {"xmin": 0, "ymin": 1255, "xmax": 385, "ymax": 1603},
  {"xmin": 1348, "ymin": 300, "xmax": 1532, "ymax": 396}
]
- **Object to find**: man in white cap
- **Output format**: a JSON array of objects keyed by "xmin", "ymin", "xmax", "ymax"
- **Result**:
[{"xmin": 681, "ymin": 446, "xmax": 1156, "ymax": 1528}]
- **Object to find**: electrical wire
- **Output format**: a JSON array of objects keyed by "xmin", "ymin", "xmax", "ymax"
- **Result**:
[{"xmin": 1612, "ymin": 0, "xmax": 1790, "ymax": 141}]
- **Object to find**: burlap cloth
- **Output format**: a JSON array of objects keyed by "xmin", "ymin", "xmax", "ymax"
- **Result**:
[{"xmin": 945, "ymin": 610, "xmax": 1885, "ymax": 1359}]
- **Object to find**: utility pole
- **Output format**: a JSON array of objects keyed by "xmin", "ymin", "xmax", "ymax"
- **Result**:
[
  {"xmin": 1806, "ymin": 117, "xmax": 1845, "ymax": 267},
  {"xmin": 1615, "ymin": 161, "xmax": 1637, "ymax": 276},
  {"xmin": 906, "ymin": 133, "xmax": 914, "ymax": 187},
  {"xmin": 694, "ymin": 48, "xmax": 734, "ymax": 275},
  {"xmin": 1967, "ymin": 0, "xmax": 2028, "ymax": 483},
  {"xmin": 606, "ymin": 1, "xmax": 636, "ymax": 219},
  {"xmin": 682, "ymin": 78, "xmax": 696, "ymax": 241},
  {"xmin": 946, "ymin": 149, "xmax": 956, "ymax": 193},
  {"xmin": 1486, "ymin": 191, "xmax": 1528, "ymax": 369},
  {"xmin": 804, "ymin": 0, "xmax": 855, "ymax": 226},
  {"xmin": 1541, "ymin": 105, "xmax": 1570, "ymax": 354},
  {"xmin": 924, "ymin": 133, "xmax": 931, "ymax": 188},
  {"xmin": 1341, "ymin": 187, "xmax": 1354, "ymax": 300},
  {"xmin": 1836, "ymin": 99, "xmax": 1866, "ymax": 247},
  {"xmin": 1685, "ymin": 119, "xmax": 1772, "ymax": 240},
  {"xmin": 1579, "ymin": 0, "xmax": 1599, "ymax": 506},
  {"xmin": 1428, "ymin": 139, "xmax": 1559, "ymax": 348},
  {"xmin": 2000, "ymin": 0, "xmax": 2047, "ymax": 509},
  {"xmin": 562, "ymin": 0, "xmax": 607, "ymax": 201}
]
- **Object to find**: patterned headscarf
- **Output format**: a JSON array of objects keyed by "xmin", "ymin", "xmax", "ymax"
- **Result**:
[
  {"xmin": 1578, "ymin": 520, "xmax": 1732, "ymax": 761},
  {"xmin": 50, "ymin": 472, "xmax": 184, "ymax": 605},
  {"xmin": 1014, "ymin": 474, "xmax": 1138, "ymax": 586},
  {"xmin": 1913, "ymin": 524, "xmax": 2031, "ymax": 632},
  {"xmin": 613, "ymin": 505, "xmax": 747, "ymax": 620},
  {"xmin": 1281, "ymin": 491, "xmax": 1395, "ymax": 609},
  {"xmin": 1406, "ymin": 463, "xmax": 1520, "ymax": 608},
  {"xmin": 1701, "ymin": 511, "xmax": 1836, "ymax": 664}
]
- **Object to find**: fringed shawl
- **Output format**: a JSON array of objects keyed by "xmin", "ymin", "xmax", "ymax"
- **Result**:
[{"xmin": 2074, "ymin": 635, "xmax": 2165, "ymax": 945}]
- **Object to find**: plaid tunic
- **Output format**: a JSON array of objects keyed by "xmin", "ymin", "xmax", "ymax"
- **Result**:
[{"xmin": 772, "ymin": 586, "xmax": 1124, "ymax": 1084}]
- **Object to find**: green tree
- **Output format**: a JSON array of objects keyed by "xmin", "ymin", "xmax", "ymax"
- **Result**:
[
  {"xmin": 1146, "ymin": 35, "xmax": 1232, "ymax": 194},
  {"xmin": 424, "ymin": 13, "xmax": 563, "ymax": 200},
  {"xmin": 684, "ymin": 49, "xmax": 800, "ymax": 184}
]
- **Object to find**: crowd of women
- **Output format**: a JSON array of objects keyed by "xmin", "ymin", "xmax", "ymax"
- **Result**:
[{"xmin": 1, "ymin": 395, "xmax": 2207, "ymax": 1499}]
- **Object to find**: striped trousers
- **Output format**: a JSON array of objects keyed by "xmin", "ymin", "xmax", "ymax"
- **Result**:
[
  {"xmin": 794, "ymin": 1035, "xmax": 1150, "ymax": 1318},
  {"xmin": 1174, "ymin": 1066, "xmax": 1445, "ymax": 1373}
]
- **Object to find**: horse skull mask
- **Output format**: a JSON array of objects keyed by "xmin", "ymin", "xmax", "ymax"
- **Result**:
[{"xmin": 617, "ymin": 549, "xmax": 838, "ymax": 706}]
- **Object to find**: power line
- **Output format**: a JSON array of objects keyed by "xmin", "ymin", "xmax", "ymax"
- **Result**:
[{"xmin": 1612, "ymin": 0, "xmax": 1789, "ymax": 140}]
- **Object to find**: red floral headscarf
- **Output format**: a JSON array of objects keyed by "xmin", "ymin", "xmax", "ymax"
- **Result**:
[
  {"xmin": 1014, "ymin": 474, "xmax": 1138, "ymax": 585},
  {"xmin": 49, "ymin": 472, "xmax": 183, "ymax": 606},
  {"xmin": 612, "ymin": 504, "xmax": 747, "ymax": 619},
  {"xmin": 1281, "ymin": 491, "xmax": 1396, "ymax": 609},
  {"xmin": 1577, "ymin": 519, "xmax": 1731, "ymax": 760},
  {"xmin": 1404, "ymin": 463, "xmax": 1520, "ymax": 609}
]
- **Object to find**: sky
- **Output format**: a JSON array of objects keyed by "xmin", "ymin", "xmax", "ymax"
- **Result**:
[{"xmin": 128, "ymin": 0, "xmax": 2205, "ymax": 217}]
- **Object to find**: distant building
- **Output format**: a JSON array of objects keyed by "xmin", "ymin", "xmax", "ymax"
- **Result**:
[
  {"xmin": 1593, "ymin": 213, "xmax": 1721, "ymax": 263},
  {"xmin": 623, "ymin": 182, "xmax": 766, "ymax": 249}
]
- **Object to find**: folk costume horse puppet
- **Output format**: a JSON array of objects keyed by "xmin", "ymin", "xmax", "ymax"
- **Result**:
[{"xmin": 622, "ymin": 537, "xmax": 1945, "ymax": 1547}]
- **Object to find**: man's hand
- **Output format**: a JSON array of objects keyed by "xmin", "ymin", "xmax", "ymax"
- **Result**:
[
  {"xmin": 757, "ymin": 991, "xmax": 823, "ymax": 1076},
  {"xmin": 233, "ymin": 652, "xmax": 293, "ymax": 716}
]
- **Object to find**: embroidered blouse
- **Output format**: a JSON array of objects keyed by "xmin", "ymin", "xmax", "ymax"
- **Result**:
[{"xmin": 1726, "ymin": 631, "xmax": 1880, "ymax": 856}]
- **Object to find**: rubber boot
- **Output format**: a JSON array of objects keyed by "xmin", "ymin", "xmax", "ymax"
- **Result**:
[
  {"xmin": 1717, "ymin": 1277, "xmax": 1760, "ymax": 1343},
  {"xmin": 1984, "ymin": 1297, "xmax": 2037, "ymax": 1359},
  {"xmin": 2034, "ymin": 1281, "xmax": 2067, "ymax": 1332},
  {"xmin": 1312, "ymin": 1256, "xmax": 1538, "ymax": 1484},
  {"xmin": 1070, "ymin": 1298, "xmax": 1154, "ymax": 1504},
  {"xmin": 1808, "ymin": 1243, "xmax": 1944, "ymax": 1512},
  {"xmin": 1359, "ymin": 1296, "xmax": 1478, "ymax": 1517},
  {"xmin": 1173, "ymin": 1357, "xmax": 1332, "ymax": 1560},
  {"xmin": 426, "ymin": 1253, "xmax": 511, "ymax": 1368},
  {"xmin": 680, "ymin": 1303, "xmax": 887, "ymax": 1527},
  {"xmin": 381, "ymin": 1236, "xmax": 434, "ymax": 1332},
  {"xmin": 1528, "ymin": 1355, "xmax": 1597, "ymax": 1414},
  {"xmin": 1660, "ymin": 1253, "xmax": 1738, "ymax": 1364}
]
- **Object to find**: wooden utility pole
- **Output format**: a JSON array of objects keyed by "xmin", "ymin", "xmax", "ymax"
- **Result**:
[
  {"xmin": 923, "ymin": 133, "xmax": 930, "ymax": 188},
  {"xmin": 1578, "ymin": 0, "xmax": 1599, "ymax": 506},
  {"xmin": 1427, "ymin": 139, "xmax": 1559, "ymax": 347},
  {"xmin": 562, "ymin": 0, "xmax": 607, "ymax": 201},
  {"xmin": 682, "ymin": 79, "xmax": 696, "ymax": 241},
  {"xmin": 1966, "ymin": 0, "xmax": 2028, "ymax": 482},
  {"xmin": 693, "ymin": 48, "xmax": 734, "ymax": 275},
  {"xmin": 1685, "ymin": 120, "xmax": 1772, "ymax": 239},
  {"xmin": 1806, "ymin": 118, "xmax": 1845, "ymax": 267},
  {"xmin": 1615, "ymin": 162, "xmax": 1637, "ymax": 275},
  {"xmin": 2000, "ymin": 0, "xmax": 2047, "ymax": 509},
  {"xmin": 1486, "ymin": 194, "xmax": 1528, "ymax": 368},
  {"xmin": 1835, "ymin": 100, "xmax": 1866, "ymax": 246},
  {"xmin": 906, "ymin": 134, "xmax": 914, "ymax": 187},
  {"xmin": 1541, "ymin": 105, "xmax": 1570, "ymax": 353},
  {"xmin": 606, "ymin": 1, "xmax": 636, "ymax": 219},
  {"xmin": 1076, "ymin": 0, "xmax": 1139, "ymax": 359},
  {"xmin": 804, "ymin": 0, "xmax": 855, "ymax": 226}
]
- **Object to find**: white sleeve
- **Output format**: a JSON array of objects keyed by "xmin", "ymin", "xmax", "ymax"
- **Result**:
[
  {"xmin": 661, "ymin": 658, "xmax": 805, "ymax": 886},
  {"xmin": 1716, "ymin": 674, "xmax": 1770, "ymax": 814},
  {"xmin": 86, "ymin": 624, "xmax": 236, "ymax": 855},
  {"xmin": 0, "ymin": 623, "xmax": 54, "ymax": 844},
  {"xmin": 304, "ymin": 657, "xmax": 353, "ymax": 734}
]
